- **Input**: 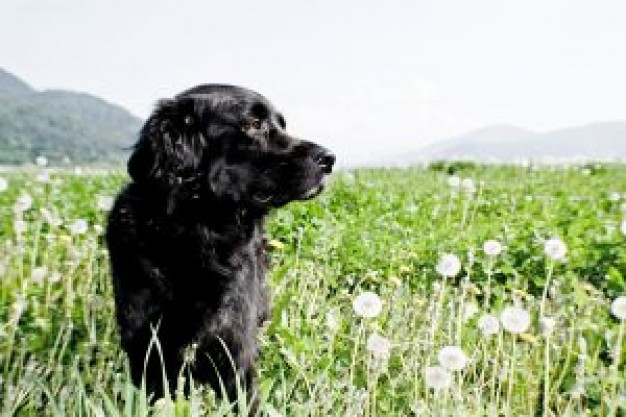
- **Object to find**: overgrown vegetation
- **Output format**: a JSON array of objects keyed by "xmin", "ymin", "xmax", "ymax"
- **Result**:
[{"xmin": 0, "ymin": 164, "xmax": 625, "ymax": 416}]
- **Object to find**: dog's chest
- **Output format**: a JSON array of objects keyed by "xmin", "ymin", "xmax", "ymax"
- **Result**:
[{"xmin": 181, "ymin": 225, "xmax": 268, "ymax": 325}]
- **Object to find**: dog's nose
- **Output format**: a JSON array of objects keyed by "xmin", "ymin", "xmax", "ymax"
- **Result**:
[{"xmin": 314, "ymin": 149, "xmax": 336, "ymax": 174}]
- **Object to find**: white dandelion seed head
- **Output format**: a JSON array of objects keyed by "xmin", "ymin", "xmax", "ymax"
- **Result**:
[
  {"xmin": 0, "ymin": 176, "xmax": 8, "ymax": 192},
  {"xmin": 13, "ymin": 219, "xmax": 28, "ymax": 234},
  {"xmin": 14, "ymin": 194, "xmax": 33, "ymax": 213},
  {"xmin": 466, "ymin": 249, "xmax": 475, "ymax": 265},
  {"xmin": 366, "ymin": 333, "xmax": 391, "ymax": 358},
  {"xmin": 539, "ymin": 316, "xmax": 557, "ymax": 336},
  {"xmin": 483, "ymin": 240, "xmax": 503, "ymax": 256},
  {"xmin": 438, "ymin": 345, "xmax": 468, "ymax": 371},
  {"xmin": 621, "ymin": 219, "xmax": 626, "ymax": 236},
  {"xmin": 69, "ymin": 219, "xmax": 88, "ymax": 235},
  {"xmin": 96, "ymin": 195, "xmax": 114, "ymax": 211},
  {"xmin": 326, "ymin": 309, "xmax": 339, "ymax": 331},
  {"xmin": 570, "ymin": 382, "xmax": 586, "ymax": 399},
  {"xmin": 36, "ymin": 170, "xmax": 50, "ymax": 183},
  {"xmin": 423, "ymin": 366, "xmax": 453, "ymax": 390},
  {"xmin": 461, "ymin": 178, "xmax": 476, "ymax": 193},
  {"xmin": 478, "ymin": 314, "xmax": 501, "ymax": 337},
  {"xmin": 40, "ymin": 208, "xmax": 62, "ymax": 227},
  {"xmin": 31, "ymin": 266, "xmax": 48, "ymax": 284},
  {"xmin": 447, "ymin": 175, "xmax": 461, "ymax": 188},
  {"xmin": 462, "ymin": 303, "xmax": 479, "ymax": 321},
  {"xmin": 610, "ymin": 296, "xmax": 626, "ymax": 320},
  {"xmin": 48, "ymin": 272, "xmax": 62, "ymax": 284},
  {"xmin": 35, "ymin": 155, "xmax": 48, "ymax": 166},
  {"xmin": 500, "ymin": 306, "xmax": 531, "ymax": 334},
  {"xmin": 544, "ymin": 238, "xmax": 567, "ymax": 261},
  {"xmin": 353, "ymin": 291, "xmax": 383, "ymax": 318},
  {"xmin": 436, "ymin": 253, "xmax": 461, "ymax": 277},
  {"xmin": 11, "ymin": 298, "xmax": 28, "ymax": 316},
  {"xmin": 609, "ymin": 191, "xmax": 621, "ymax": 202},
  {"xmin": 153, "ymin": 397, "xmax": 173, "ymax": 411}
]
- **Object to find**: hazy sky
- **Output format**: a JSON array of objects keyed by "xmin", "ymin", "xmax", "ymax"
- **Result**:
[{"xmin": 2, "ymin": 0, "xmax": 626, "ymax": 165}]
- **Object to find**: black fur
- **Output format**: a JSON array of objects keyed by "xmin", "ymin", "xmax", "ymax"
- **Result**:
[{"xmin": 105, "ymin": 85, "xmax": 334, "ymax": 411}]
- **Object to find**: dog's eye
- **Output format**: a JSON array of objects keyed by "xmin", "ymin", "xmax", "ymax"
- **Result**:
[{"xmin": 243, "ymin": 119, "xmax": 262, "ymax": 131}]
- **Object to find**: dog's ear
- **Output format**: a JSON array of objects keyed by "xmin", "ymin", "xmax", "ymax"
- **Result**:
[{"xmin": 128, "ymin": 98, "xmax": 206, "ymax": 183}]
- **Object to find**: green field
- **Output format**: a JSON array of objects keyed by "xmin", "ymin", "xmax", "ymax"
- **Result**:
[{"xmin": 0, "ymin": 164, "xmax": 625, "ymax": 416}]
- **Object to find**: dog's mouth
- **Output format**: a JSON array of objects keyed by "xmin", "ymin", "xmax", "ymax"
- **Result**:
[
  {"xmin": 251, "ymin": 177, "xmax": 328, "ymax": 207},
  {"xmin": 298, "ymin": 182, "xmax": 325, "ymax": 201}
]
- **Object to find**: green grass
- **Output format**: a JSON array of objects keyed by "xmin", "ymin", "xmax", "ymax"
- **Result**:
[{"xmin": 0, "ymin": 164, "xmax": 625, "ymax": 416}]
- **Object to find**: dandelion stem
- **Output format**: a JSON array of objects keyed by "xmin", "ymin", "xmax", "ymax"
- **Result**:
[
  {"xmin": 540, "ymin": 261, "xmax": 554, "ymax": 318},
  {"xmin": 543, "ymin": 335, "xmax": 550, "ymax": 416},
  {"xmin": 349, "ymin": 321, "xmax": 364, "ymax": 387},
  {"xmin": 506, "ymin": 337, "xmax": 517, "ymax": 415},
  {"xmin": 608, "ymin": 320, "xmax": 625, "ymax": 417},
  {"xmin": 484, "ymin": 258, "xmax": 494, "ymax": 309}
]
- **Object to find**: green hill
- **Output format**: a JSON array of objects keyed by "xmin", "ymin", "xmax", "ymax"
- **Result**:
[{"xmin": 0, "ymin": 68, "xmax": 142, "ymax": 165}]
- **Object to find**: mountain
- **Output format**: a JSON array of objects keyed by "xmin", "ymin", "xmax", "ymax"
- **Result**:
[
  {"xmin": 383, "ymin": 122, "xmax": 626, "ymax": 165},
  {"xmin": 0, "ymin": 68, "xmax": 142, "ymax": 164},
  {"xmin": 0, "ymin": 68, "xmax": 33, "ymax": 96}
]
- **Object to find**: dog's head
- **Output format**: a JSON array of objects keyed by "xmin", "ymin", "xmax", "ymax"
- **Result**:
[{"xmin": 128, "ymin": 85, "xmax": 335, "ymax": 209}]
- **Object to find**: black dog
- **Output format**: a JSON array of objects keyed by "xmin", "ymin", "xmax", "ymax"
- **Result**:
[{"xmin": 105, "ymin": 85, "xmax": 334, "ymax": 411}]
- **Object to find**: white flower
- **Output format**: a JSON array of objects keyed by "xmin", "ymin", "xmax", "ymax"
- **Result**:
[
  {"xmin": 478, "ymin": 314, "xmax": 501, "ymax": 337},
  {"xmin": 447, "ymin": 175, "xmax": 461, "ymax": 188},
  {"xmin": 13, "ymin": 219, "xmax": 27, "ymax": 234},
  {"xmin": 544, "ymin": 238, "xmax": 567, "ymax": 261},
  {"xmin": 31, "ymin": 267, "xmax": 48, "ymax": 284},
  {"xmin": 11, "ymin": 298, "xmax": 28, "ymax": 316},
  {"xmin": 96, "ymin": 195, "xmax": 114, "ymax": 211},
  {"xmin": 423, "ymin": 366, "xmax": 452, "ymax": 390},
  {"xmin": 500, "ymin": 306, "xmax": 531, "ymax": 334},
  {"xmin": 610, "ymin": 296, "xmax": 626, "ymax": 320},
  {"xmin": 69, "ymin": 219, "xmax": 88, "ymax": 235},
  {"xmin": 40, "ymin": 208, "xmax": 62, "ymax": 227},
  {"xmin": 609, "ymin": 191, "xmax": 621, "ymax": 202},
  {"xmin": 461, "ymin": 178, "xmax": 476, "ymax": 193},
  {"xmin": 483, "ymin": 240, "xmax": 503, "ymax": 256},
  {"xmin": 353, "ymin": 292, "xmax": 383, "ymax": 318},
  {"xmin": 48, "ymin": 272, "xmax": 62, "ymax": 284},
  {"xmin": 621, "ymin": 219, "xmax": 626, "ymax": 236},
  {"xmin": 0, "ymin": 176, "xmax": 8, "ymax": 192},
  {"xmin": 462, "ymin": 303, "xmax": 479, "ymax": 321},
  {"xmin": 539, "ymin": 316, "xmax": 556, "ymax": 336},
  {"xmin": 438, "ymin": 346, "xmax": 468, "ymax": 371},
  {"xmin": 35, "ymin": 155, "xmax": 48, "ymax": 166},
  {"xmin": 436, "ymin": 253, "xmax": 461, "ymax": 277},
  {"xmin": 153, "ymin": 397, "xmax": 173, "ymax": 411},
  {"xmin": 36, "ymin": 170, "xmax": 50, "ymax": 183},
  {"xmin": 366, "ymin": 333, "xmax": 391, "ymax": 358},
  {"xmin": 326, "ymin": 309, "xmax": 339, "ymax": 331},
  {"xmin": 14, "ymin": 194, "xmax": 33, "ymax": 212}
]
